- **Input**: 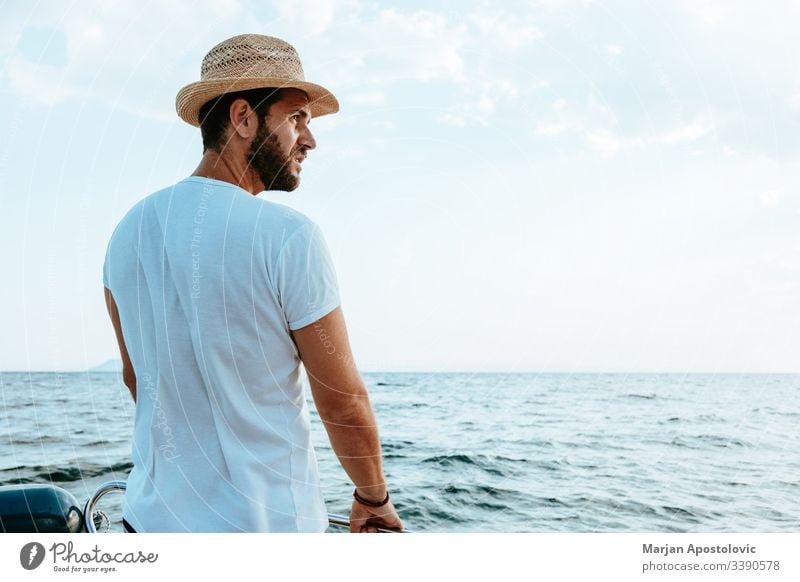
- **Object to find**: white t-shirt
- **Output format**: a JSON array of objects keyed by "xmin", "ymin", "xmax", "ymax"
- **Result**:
[{"xmin": 103, "ymin": 176, "xmax": 340, "ymax": 532}]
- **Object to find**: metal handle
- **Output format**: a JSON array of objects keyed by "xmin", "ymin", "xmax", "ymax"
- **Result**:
[
  {"xmin": 326, "ymin": 512, "xmax": 409, "ymax": 533},
  {"xmin": 84, "ymin": 481, "xmax": 409, "ymax": 533},
  {"xmin": 84, "ymin": 480, "xmax": 127, "ymax": 533}
]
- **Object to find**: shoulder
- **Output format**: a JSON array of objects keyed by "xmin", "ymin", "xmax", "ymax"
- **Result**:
[
  {"xmin": 106, "ymin": 181, "xmax": 193, "ymax": 251},
  {"xmin": 257, "ymin": 197, "xmax": 314, "ymax": 227},
  {"xmin": 105, "ymin": 193, "xmax": 152, "ymax": 246},
  {"xmin": 252, "ymin": 197, "xmax": 321, "ymax": 245}
]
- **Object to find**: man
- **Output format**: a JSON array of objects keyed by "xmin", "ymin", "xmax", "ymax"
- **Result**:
[{"xmin": 102, "ymin": 34, "xmax": 402, "ymax": 533}]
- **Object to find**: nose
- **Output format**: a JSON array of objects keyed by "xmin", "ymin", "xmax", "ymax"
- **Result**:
[{"xmin": 299, "ymin": 124, "xmax": 316, "ymax": 151}]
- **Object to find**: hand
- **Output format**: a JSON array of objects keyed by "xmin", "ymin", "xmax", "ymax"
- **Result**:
[{"xmin": 349, "ymin": 497, "xmax": 404, "ymax": 533}]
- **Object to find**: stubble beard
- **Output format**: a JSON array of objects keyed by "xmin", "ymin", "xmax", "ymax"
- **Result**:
[{"xmin": 247, "ymin": 121, "xmax": 300, "ymax": 192}]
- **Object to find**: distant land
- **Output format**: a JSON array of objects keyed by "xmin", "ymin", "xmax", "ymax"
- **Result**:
[{"xmin": 89, "ymin": 359, "xmax": 122, "ymax": 372}]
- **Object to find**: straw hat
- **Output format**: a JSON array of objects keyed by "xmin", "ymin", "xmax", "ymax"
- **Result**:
[{"xmin": 176, "ymin": 34, "xmax": 339, "ymax": 127}]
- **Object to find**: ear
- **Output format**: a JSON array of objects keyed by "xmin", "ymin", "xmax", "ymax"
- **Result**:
[{"xmin": 228, "ymin": 98, "xmax": 258, "ymax": 140}]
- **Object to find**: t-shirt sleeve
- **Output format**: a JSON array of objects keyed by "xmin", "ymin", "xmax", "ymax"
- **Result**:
[
  {"xmin": 102, "ymin": 263, "xmax": 109, "ymax": 289},
  {"xmin": 102, "ymin": 238, "xmax": 112, "ymax": 289},
  {"xmin": 275, "ymin": 222, "xmax": 341, "ymax": 331}
]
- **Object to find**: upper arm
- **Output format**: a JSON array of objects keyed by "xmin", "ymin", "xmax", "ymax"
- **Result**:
[
  {"xmin": 290, "ymin": 307, "xmax": 366, "ymax": 414},
  {"xmin": 276, "ymin": 222, "xmax": 341, "ymax": 332},
  {"xmin": 104, "ymin": 287, "xmax": 136, "ymax": 402}
]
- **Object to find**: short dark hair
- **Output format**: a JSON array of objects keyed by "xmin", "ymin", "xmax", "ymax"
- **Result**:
[{"xmin": 198, "ymin": 88, "xmax": 284, "ymax": 153}]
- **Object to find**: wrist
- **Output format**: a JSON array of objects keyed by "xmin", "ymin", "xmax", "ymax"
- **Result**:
[
  {"xmin": 353, "ymin": 487, "xmax": 390, "ymax": 507},
  {"xmin": 355, "ymin": 483, "xmax": 387, "ymax": 501}
]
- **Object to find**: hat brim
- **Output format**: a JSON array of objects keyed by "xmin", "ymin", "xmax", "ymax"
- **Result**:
[{"xmin": 175, "ymin": 77, "xmax": 339, "ymax": 127}]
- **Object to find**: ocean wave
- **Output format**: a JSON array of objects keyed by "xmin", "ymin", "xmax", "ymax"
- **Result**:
[
  {"xmin": 693, "ymin": 434, "xmax": 750, "ymax": 448},
  {"xmin": 422, "ymin": 453, "xmax": 531, "ymax": 477},
  {"xmin": 85, "ymin": 440, "xmax": 114, "ymax": 447},
  {"xmin": 382, "ymin": 439, "xmax": 414, "ymax": 451},
  {"xmin": 9, "ymin": 435, "xmax": 62, "ymax": 445},
  {"xmin": 660, "ymin": 505, "xmax": 700, "ymax": 521},
  {"xmin": 0, "ymin": 461, "xmax": 133, "ymax": 486},
  {"xmin": 670, "ymin": 434, "xmax": 749, "ymax": 449}
]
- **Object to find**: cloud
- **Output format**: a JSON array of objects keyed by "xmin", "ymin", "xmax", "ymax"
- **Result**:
[
  {"xmin": 584, "ymin": 128, "xmax": 632, "ymax": 156},
  {"xmin": 2, "ymin": 0, "xmax": 251, "ymax": 111},
  {"xmin": 0, "ymin": 4, "xmax": 562, "ymax": 131},
  {"xmin": 652, "ymin": 117, "xmax": 714, "ymax": 145},
  {"xmin": 348, "ymin": 89, "xmax": 387, "ymax": 106},
  {"xmin": 468, "ymin": 10, "xmax": 541, "ymax": 51},
  {"xmin": 4, "ymin": 0, "xmax": 796, "ymax": 157},
  {"xmin": 533, "ymin": 94, "xmax": 617, "ymax": 141},
  {"xmin": 304, "ymin": 6, "xmax": 546, "ymax": 128},
  {"xmin": 5, "ymin": 54, "xmax": 86, "ymax": 105},
  {"xmin": 676, "ymin": 0, "xmax": 737, "ymax": 27},
  {"xmin": 436, "ymin": 79, "xmax": 520, "ymax": 126},
  {"xmin": 787, "ymin": 92, "xmax": 800, "ymax": 112},
  {"xmin": 759, "ymin": 187, "xmax": 783, "ymax": 207},
  {"xmin": 586, "ymin": 118, "xmax": 714, "ymax": 155},
  {"xmin": 531, "ymin": 0, "xmax": 597, "ymax": 9},
  {"xmin": 297, "ymin": 7, "xmax": 472, "ymax": 108},
  {"xmin": 370, "ymin": 10, "xmax": 467, "ymax": 83},
  {"xmin": 534, "ymin": 93, "xmax": 716, "ymax": 155},
  {"xmin": 277, "ymin": 0, "xmax": 359, "ymax": 37}
]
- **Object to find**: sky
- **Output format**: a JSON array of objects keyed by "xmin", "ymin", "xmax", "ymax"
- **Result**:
[{"xmin": 1, "ymin": 0, "xmax": 799, "ymax": 373}]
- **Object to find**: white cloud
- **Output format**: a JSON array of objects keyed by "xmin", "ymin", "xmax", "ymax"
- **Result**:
[
  {"xmin": 277, "ymin": 0, "xmax": 339, "ymax": 37},
  {"xmin": 531, "ymin": 0, "xmax": 597, "ymax": 9},
  {"xmin": 759, "ymin": 187, "xmax": 784, "ymax": 207},
  {"xmin": 534, "ymin": 122, "xmax": 571, "ymax": 137},
  {"xmin": 586, "ymin": 118, "xmax": 714, "ymax": 156},
  {"xmin": 349, "ymin": 90, "xmax": 387, "ymax": 106},
  {"xmin": 533, "ymin": 95, "xmax": 618, "ymax": 143},
  {"xmin": 3, "ymin": 0, "xmax": 251, "ymax": 109},
  {"xmin": 305, "ymin": 6, "xmax": 550, "ymax": 128},
  {"xmin": 534, "ymin": 94, "xmax": 715, "ymax": 155},
  {"xmin": 652, "ymin": 117, "xmax": 714, "ymax": 145},
  {"xmin": 5, "ymin": 55, "xmax": 85, "ymax": 105},
  {"xmin": 468, "ymin": 10, "xmax": 541, "ymax": 51},
  {"xmin": 371, "ymin": 10, "xmax": 467, "ymax": 83},
  {"xmin": 0, "ymin": 3, "xmax": 546, "ymax": 130},
  {"xmin": 4, "ymin": 0, "xmax": 793, "ymax": 154},
  {"xmin": 677, "ymin": 0, "xmax": 743, "ymax": 27},
  {"xmin": 330, "ymin": 145, "xmax": 365, "ymax": 159},
  {"xmin": 585, "ymin": 128, "xmax": 638, "ymax": 156},
  {"xmin": 309, "ymin": 8, "xmax": 470, "ymax": 95},
  {"xmin": 788, "ymin": 92, "xmax": 800, "ymax": 112},
  {"xmin": 436, "ymin": 79, "xmax": 520, "ymax": 126}
]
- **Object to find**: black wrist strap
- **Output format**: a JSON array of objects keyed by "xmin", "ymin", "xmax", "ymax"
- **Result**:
[{"xmin": 353, "ymin": 488, "xmax": 390, "ymax": 507}]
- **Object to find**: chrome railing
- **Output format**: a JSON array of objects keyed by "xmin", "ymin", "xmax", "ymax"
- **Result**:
[
  {"xmin": 83, "ymin": 480, "xmax": 127, "ymax": 533},
  {"xmin": 326, "ymin": 512, "xmax": 408, "ymax": 533},
  {"xmin": 84, "ymin": 481, "xmax": 407, "ymax": 533}
]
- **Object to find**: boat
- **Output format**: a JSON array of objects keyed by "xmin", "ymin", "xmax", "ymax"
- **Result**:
[{"xmin": 0, "ymin": 482, "xmax": 405, "ymax": 533}]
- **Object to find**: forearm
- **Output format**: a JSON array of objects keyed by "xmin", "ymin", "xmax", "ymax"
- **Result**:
[
  {"xmin": 123, "ymin": 370, "xmax": 137, "ymax": 403},
  {"xmin": 313, "ymin": 380, "xmax": 387, "ymax": 499},
  {"xmin": 105, "ymin": 288, "xmax": 137, "ymax": 404},
  {"xmin": 294, "ymin": 308, "xmax": 391, "ymax": 501}
]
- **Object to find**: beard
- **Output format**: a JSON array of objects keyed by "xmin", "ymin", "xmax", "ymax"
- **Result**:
[{"xmin": 247, "ymin": 121, "xmax": 301, "ymax": 192}]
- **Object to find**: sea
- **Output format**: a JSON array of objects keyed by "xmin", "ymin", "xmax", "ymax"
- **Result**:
[{"xmin": 1, "ymin": 372, "xmax": 798, "ymax": 533}]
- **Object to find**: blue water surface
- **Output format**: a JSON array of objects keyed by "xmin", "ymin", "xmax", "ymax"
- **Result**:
[{"xmin": 1, "ymin": 372, "xmax": 798, "ymax": 532}]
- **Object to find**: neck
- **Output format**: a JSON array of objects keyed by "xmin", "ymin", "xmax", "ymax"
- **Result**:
[{"xmin": 192, "ymin": 150, "xmax": 263, "ymax": 195}]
